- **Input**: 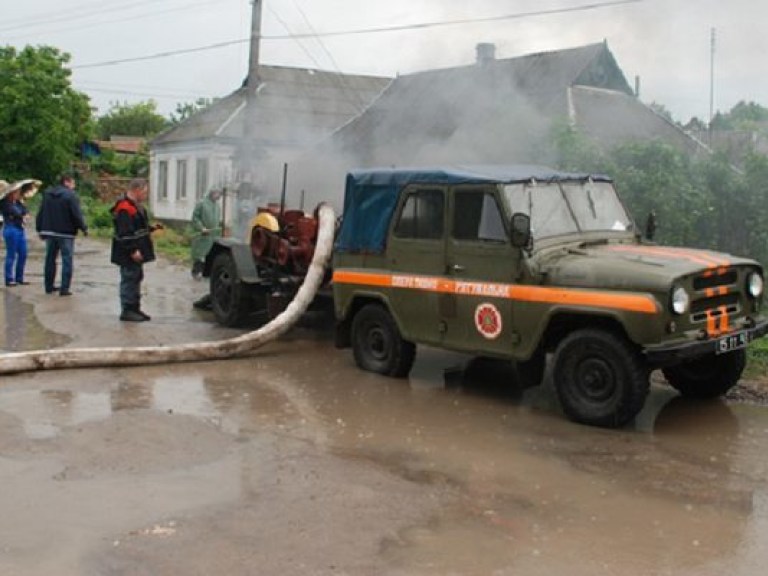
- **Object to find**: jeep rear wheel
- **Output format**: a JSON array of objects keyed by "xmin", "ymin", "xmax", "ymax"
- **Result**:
[
  {"xmin": 662, "ymin": 349, "xmax": 746, "ymax": 399},
  {"xmin": 351, "ymin": 304, "xmax": 416, "ymax": 377},
  {"xmin": 552, "ymin": 329, "xmax": 649, "ymax": 428}
]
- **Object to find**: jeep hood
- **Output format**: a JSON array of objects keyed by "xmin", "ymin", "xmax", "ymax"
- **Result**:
[{"xmin": 536, "ymin": 243, "xmax": 757, "ymax": 292}]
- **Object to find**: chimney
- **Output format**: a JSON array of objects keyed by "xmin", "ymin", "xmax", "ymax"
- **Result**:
[
  {"xmin": 476, "ymin": 43, "xmax": 496, "ymax": 66},
  {"xmin": 634, "ymin": 75, "xmax": 641, "ymax": 98}
]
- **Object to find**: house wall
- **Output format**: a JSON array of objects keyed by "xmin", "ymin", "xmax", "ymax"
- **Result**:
[{"xmin": 149, "ymin": 141, "xmax": 235, "ymax": 224}]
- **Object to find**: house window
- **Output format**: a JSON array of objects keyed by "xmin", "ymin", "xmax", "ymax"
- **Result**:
[
  {"xmin": 176, "ymin": 159, "xmax": 188, "ymax": 200},
  {"xmin": 394, "ymin": 189, "xmax": 444, "ymax": 240},
  {"xmin": 158, "ymin": 161, "xmax": 168, "ymax": 200},
  {"xmin": 195, "ymin": 158, "xmax": 209, "ymax": 200}
]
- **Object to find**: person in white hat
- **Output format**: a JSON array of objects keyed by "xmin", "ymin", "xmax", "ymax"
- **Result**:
[
  {"xmin": 0, "ymin": 180, "xmax": 7, "ymax": 231},
  {"xmin": 1, "ymin": 180, "xmax": 32, "ymax": 286}
]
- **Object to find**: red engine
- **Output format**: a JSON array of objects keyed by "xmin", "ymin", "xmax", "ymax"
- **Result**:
[{"xmin": 250, "ymin": 205, "xmax": 319, "ymax": 275}]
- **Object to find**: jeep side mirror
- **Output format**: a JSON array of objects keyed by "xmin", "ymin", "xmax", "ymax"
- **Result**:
[
  {"xmin": 510, "ymin": 213, "xmax": 531, "ymax": 248},
  {"xmin": 645, "ymin": 210, "xmax": 657, "ymax": 241}
]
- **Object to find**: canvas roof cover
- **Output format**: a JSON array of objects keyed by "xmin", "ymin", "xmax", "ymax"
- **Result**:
[{"xmin": 335, "ymin": 165, "xmax": 611, "ymax": 254}]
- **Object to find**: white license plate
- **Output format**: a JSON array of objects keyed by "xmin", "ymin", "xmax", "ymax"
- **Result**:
[{"xmin": 716, "ymin": 331, "xmax": 750, "ymax": 355}]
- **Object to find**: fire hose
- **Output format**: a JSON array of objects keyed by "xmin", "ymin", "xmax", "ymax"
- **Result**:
[{"xmin": 0, "ymin": 204, "xmax": 335, "ymax": 375}]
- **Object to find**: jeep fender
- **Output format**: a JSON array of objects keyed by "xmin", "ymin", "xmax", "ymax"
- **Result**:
[
  {"xmin": 334, "ymin": 292, "xmax": 400, "ymax": 349},
  {"xmin": 204, "ymin": 239, "xmax": 261, "ymax": 284},
  {"xmin": 535, "ymin": 307, "xmax": 640, "ymax": 357}
]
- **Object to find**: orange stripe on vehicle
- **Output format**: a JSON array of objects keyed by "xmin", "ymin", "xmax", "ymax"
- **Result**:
[
  {"xmin": 508, "ymin": 285, "xmax": 658, "ymax": 314},
  {"xmin": 606, "ymin": 245, "xmax": 729, "ymax": 268},
  {"xmin": 706, "ymin": 311, "xmax": 718, "ymax": 336},
  {"xmin": 333, "ymin": 271, "xmax": 393, "ymax": 287},
  {"xmin": 705, "ymin": 286, "xmax": 728, "ymax": 298},
  {"xmin": 719, "ymin": 305, "xmax": 730, "ymax": 334},
  {"xmin": 334, "ymin": 271, "xmax": 658, "ymax": 314}
]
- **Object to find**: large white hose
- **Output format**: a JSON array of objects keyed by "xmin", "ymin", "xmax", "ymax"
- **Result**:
[{"xmin": 0, "ymin": 204, "xmax": 335, "ymax": 375}]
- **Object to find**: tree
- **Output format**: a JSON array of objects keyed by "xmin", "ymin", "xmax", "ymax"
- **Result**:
[
  {"xmin": 710, "ymin": 100, "xmax": 768, "ymax": 131},
  {"xmin": 96, "ymin": 100, "xmax": 168, "ymax": 140},
  {"xmin": 169, "ymin": 97, "xmax": 216, "ymax": 126},
  {"xmin": 0, "ymin": 45, "xmax": 92, "ymax": 183}
]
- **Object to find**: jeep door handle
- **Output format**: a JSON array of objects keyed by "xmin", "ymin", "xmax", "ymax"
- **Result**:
[{"xmin": 451, "ymin": 264, "xmax": 465, "ymax": 273}]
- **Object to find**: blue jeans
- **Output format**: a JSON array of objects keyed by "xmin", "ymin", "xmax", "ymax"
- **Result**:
[
  {"xmin": 44, "ymin": 236, "xmax": 75, "ymax": 293},
  {"xmin": 119, "ymin": 263, "xmax": 144, "ymax": 311},
  {"xmin": 3, "ymin": 225, "xmax": 27, "ymax": 284}
]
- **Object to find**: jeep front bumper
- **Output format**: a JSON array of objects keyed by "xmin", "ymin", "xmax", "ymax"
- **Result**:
[{"xmin": 644, "ymin": 319, "xmax": 768, "ymax": 367}]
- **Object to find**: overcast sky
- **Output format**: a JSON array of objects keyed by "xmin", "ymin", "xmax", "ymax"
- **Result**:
[{"xmin": 2, "ymin": 0, "xmax": 765, "ymax": 123}]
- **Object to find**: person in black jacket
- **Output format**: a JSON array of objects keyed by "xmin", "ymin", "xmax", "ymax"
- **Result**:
[
  {"xmin": 111, "ymin": 178, "xmax": 161, "ymax": 322},
  {"xmin": 35, "ymin": 174, "xmax": 88, "ymax": 295}
]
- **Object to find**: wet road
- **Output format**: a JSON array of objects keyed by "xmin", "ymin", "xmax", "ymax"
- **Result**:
[{"xmin": 1, "ymin": 237, "xmax": 767, "ymax": 575}]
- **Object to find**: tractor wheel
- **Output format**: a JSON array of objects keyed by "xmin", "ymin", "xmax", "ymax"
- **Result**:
[
  {"xmin": 210, "ymin": 251, "xmax": 253, "ymax": 327},
  {"xmin": 351, "ymin": 304, "xmax": 416, "ymax": 377},
  {"xmin": 662, "ymin": 349, "xmax": 746, "ymax": 399},
  {"xmin": 552, "ymin": 329, "xmax": 649, "ymax": 428}
]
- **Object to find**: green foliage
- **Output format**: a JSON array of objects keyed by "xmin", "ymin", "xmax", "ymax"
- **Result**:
[
  {"xmin": 551, "ymin": 125, "xmax": 768, "ymax": 266},
  {"xmin": 90, "ymin": 146, "xmax": 148, "ymax": 177},
  {"xmin": 0, "ymin": 45, "xmax": 93, "ymax": 183},
  {"xmin": 96, "ymin": 100, "xmax": 168, "ymax": 139},
  {"xmin": 710, "ymin": 100, "xmax": 768, "ymax": 131},
  {"xmin": 168, "ymin": 98, "xmax": 216, "ymax": 126}
]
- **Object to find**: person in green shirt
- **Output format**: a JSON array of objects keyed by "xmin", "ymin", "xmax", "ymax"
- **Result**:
[{"xmin": 190, "ymin": 187, "xmax": 223, "ymax": 279}]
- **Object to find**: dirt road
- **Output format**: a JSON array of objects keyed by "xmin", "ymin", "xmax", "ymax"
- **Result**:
[{"xmin": 1, "ymin": 237, "xmax": 767, "ymax": 575}]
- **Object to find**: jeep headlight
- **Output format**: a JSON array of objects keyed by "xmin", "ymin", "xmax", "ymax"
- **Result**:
[
  {"xmin": 671, "ymin": 285, "xmax": 690, "ymax": 315},
  {"xmin": 747, "ymin": 272, "xmax": 764, "ymax": 298}
]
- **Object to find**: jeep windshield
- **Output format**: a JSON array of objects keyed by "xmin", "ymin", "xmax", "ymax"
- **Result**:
[{"xmin": 503, "ymin": 180, "xmax": 633, "ymax": 240}]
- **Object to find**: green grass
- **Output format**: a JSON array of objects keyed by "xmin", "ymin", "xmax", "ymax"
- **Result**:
[{"xmin": 746, "ymin": 337, "xmax": 768, "ymax": 381}]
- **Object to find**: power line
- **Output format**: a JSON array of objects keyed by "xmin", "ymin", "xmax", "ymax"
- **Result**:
[
  {"xmin": 77, "ymin": 84, "xmax": 211, "ymax": 100},
  {"xmin": 1, "ymin": 0, "xmax": 229, "ymax": 40},
  {"xmin": 265, "ymin": 0, "xmax": 644, "ymax": 40},
  {"xmin": 72, "ymin": 0, "xmax": 644, "ymax": 69},
  {"xmin": 0, "ymin": 0, "xmax": 179, "ymax": 33}
]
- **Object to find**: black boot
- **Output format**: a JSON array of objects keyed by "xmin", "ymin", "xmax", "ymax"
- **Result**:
[
  {"xmin": 137, "ymin": 309, "xmax": 151, "ymax": 320},
  {"xmin": 120, "ymin": 309, "xmax": 146, "ymax": 322}
]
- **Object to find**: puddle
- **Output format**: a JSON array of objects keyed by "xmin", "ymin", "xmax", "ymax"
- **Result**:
[
  {"xmin": 0, "ymin": 290, "xmax": 70, "ymax": 352},
  {"xmin": 0, "ymin": 333, "xmax": 767, "ymax": 575}
]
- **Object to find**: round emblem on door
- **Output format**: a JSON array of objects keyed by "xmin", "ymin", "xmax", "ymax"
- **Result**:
[{"xmin": 474, "ymin": 302, "xmax": 503, "ymax": 339}]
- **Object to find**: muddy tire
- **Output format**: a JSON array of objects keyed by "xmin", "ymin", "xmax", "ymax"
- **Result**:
[
  {"xmin": 210, "ymin": 251, "xmax": 252, "ymax": 327},
  {"xmin": 552, "ymin": 329, "xmax": 649, "ymax": 428},
  {"xmin": 351, "ymin": 304, "xmax": 416, "ymax": 377},
  {"xmin": 662, "ymin": 349, "xmax": 746, "ymax": 399}
]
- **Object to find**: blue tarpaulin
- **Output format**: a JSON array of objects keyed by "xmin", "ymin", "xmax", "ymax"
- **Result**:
[{"xmin": 334, "ymin": 165, "xmax": 611, "ymax": 254}]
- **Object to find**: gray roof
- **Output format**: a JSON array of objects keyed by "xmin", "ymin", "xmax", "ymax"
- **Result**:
[
  {"xmin": 151, "ymin": 65, "xmax": 390, "ymax": 148},
  {"xmin": 319, "ymin": 42, "xmax": 704, "ymax": 166}
]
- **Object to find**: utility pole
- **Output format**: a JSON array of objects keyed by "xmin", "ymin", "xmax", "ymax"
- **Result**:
[
  {"xmin": 238, "ymin": 0, "xmax": 264, "ymax": 184},
  {"xmin": 709, "ymin": 27, "xmax": 716, "ymax": 146}
]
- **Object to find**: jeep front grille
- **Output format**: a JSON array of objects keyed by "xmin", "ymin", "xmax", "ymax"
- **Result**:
[
  {"xmin": 689, "ymin": 267, "xmax": 742, "ymax": 335},
  {"xmin": 693, "ymin": 269, "xmax": 738, "ymax": 290}
]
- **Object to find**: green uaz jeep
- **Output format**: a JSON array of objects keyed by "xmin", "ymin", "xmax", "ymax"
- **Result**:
[{"xmin": 332, "ymin": 166, "xmax": 768, "ymax": 428}]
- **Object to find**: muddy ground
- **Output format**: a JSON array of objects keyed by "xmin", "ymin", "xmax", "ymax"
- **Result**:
[{"xmin": 1, "ymin": 236, "xmax": 767, "ymax": 575}]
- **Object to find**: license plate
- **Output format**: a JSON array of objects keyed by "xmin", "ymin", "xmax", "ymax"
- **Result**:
[{"xmin": 716, "ymin": 331, "xmax": 750, "ymax": 355}]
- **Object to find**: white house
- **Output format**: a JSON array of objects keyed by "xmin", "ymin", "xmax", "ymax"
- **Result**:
[{"xmin": 149, "ymin": 65, "xmax": 390, "ymax": 228}]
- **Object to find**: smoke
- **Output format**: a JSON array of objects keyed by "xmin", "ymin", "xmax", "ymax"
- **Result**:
[{"xmin": 277, "ymin": 49, "xmax": 557, "ymax": 212}]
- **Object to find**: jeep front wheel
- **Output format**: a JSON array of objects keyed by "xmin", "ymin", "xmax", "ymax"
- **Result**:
[
  {"xmin": 662, "ymin": 349, "xmax": 746, "ymax": 399},
  {"xmin": 552, "ymin": 329, "xmax": 649, "ymax": 428},
  {"xmin": 351, "ymin": 304, "xmax": 416, "ymax": 377}
]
